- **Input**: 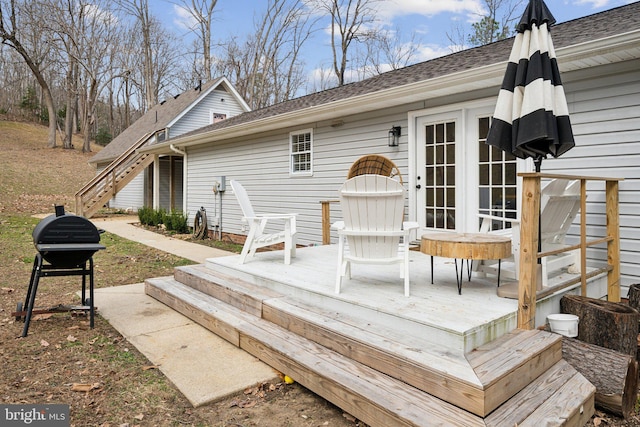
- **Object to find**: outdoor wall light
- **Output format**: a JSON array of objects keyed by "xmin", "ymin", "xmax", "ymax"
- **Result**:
[{"xmin": 388, "ymin": 126, "xmax": 401, "ymax": 147}]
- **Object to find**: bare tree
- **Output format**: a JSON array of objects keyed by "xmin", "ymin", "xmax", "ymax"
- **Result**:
[
  {"xmin": 311, "ymin": 0, "xmax": 378, "ymax": 86},
  {"xmin": 358, "ymin": 25, "xmax": 421, "ymax": 78},
  {"xmin": 213, "ymin": 0, "xmax": 317, "ymax": 109},
  {"xmin": 0, "ymin": 0, "xmax": 58, "ymax": 147},
  {"xmin": 175, "ymin": 0, "xmax": 218, "ymax": 81},
  {"xmin": 116, "ymin": 0, "xmax": 158, "ymax": 108}
]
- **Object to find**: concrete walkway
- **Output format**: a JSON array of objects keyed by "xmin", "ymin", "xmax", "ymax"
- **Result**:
[{"xmin": 90, "ymin": 216, "xmax": 279, "ymax": 407}]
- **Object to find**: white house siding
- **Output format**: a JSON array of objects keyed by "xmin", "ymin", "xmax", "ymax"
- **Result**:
[
  {"xmin": 99, "ymin": 164, "xmax": 145, "ymax": 212},
  {"xmin": 183, "ymin": 59, "xmax": 640, "ymax": 290},
  {"xmin": 169, "ymin": 88, "xmax": 246, "ymax": 138},
  {"xmin": 538, "ymin": 59, "xmax": 640, "ymax": 291},
  {"xmin": 185, "ymin": 105, "xmax": 415, "ymax": 246}
]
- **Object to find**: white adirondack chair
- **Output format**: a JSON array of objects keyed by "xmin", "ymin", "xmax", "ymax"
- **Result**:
[
  {"xmin": 477, "ymin": 179, "xmax": 581, "ymax": 287},
  {"xmin": 230, "ymin": 180, "xmax": 297, "ymax": 264},
  {"xmin": 333, "ymin": 175, "xmax": 419, "ymax": 297}
]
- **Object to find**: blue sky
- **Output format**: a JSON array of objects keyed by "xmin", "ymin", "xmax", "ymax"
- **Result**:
[{"xmin": 151, "ymin": 0, "xmax": 635, "ymax": 85}]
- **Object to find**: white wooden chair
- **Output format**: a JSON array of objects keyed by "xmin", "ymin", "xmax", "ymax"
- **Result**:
[
  {"xmin": 476, "ymin": 179, "xmax": 581, "ymax": 287},
  {"xmin": 332, "ymin": 175, "xmax": 419, "ymax": 297},
  {"xmin": 230, "ymin": 180, "xmax": 297, "ymax": 264}
]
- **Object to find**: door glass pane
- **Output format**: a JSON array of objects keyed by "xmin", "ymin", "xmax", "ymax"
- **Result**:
[
  {"xmin": 424, "ymin": 121, "xmax": 456, "ymax": 230},
  {"xmin": 478, "ymin": 116, "xmax": 517, "ymax": 230}
]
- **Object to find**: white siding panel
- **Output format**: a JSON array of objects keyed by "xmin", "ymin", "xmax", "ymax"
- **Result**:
[
  {"xmin": 169, "ymin": 89, "xmax": 246, "ymax": 137},
  {"xmin": 110, "ymin": 173, "xmax": 145, "ymax": 211},
  {"xmin": 543, "ymin": 63, "xmax": 640, "ymax": 288},
  {"xmin": 185, "ymin": 108, "xmax": 411, "ymax": 246}
]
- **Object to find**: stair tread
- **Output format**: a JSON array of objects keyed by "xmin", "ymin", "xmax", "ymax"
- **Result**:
[
  {"xmin": 146, "ymin": 277, "xmax": 485, "ymax": 427},
  {"xmin": 486, "ymin": 359, "xmax": 595, "ymax": 426}
]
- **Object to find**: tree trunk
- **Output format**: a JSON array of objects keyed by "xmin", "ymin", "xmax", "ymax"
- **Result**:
[
  {"xmin": 562, "ymin": 336, "xmax": 638, "ymax": 418},
  {"xmin": 627, "ymin": 283, "xmax": 640, "ymax": 312},
  {"xmin": 560, "ymin": 295, "xmax": 639, "ymax": 358}
]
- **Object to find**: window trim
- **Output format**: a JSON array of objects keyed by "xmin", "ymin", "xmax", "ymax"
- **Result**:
[{"xmin": 289, "ymin": 128, "xmax": 313, "ymax": 176}]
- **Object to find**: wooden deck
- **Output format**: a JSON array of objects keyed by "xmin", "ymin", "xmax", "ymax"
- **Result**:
[{"xmin": 145, "ymin": 245, "xmax": 600, "ymax": 426}]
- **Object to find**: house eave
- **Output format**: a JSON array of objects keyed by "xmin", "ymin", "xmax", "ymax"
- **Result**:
[{"xmin": 139, "ymin": 29, "xmax": 640, "ymax": 155}]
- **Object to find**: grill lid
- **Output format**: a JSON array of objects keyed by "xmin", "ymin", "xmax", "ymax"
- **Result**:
[{"xmin": 32, "ymin": 206, "xmax": 105, "ymax": 268}]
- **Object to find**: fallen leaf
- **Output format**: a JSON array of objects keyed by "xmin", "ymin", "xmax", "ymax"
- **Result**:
[
  {"xmin": 238, "ymin": 399, "xmax": 256, "ymax": 409},
  {"xmin": 142, "ymin": 365, "xmax": 159, "ymax": 371},
  {"xmin": 1, "ymin": 287, "xmax": 14, "ymax": 293},
  {"xmin": 67, "ymin": 335, "xmax": 77, "ymax": 342},
  {"xmin": 71, "ymin": 382, "xmax": 101, "ymax": 393},
  {"xmin": 593, "ymin": 417, "xmax": 602, "ymax": 427},
  {"xmin": 40, "ymin": 339, "xmax": 50, "ymax": 347},
  {"xmin": 133, "ymin": 414, "xmax": 144, "ymax": 421}
]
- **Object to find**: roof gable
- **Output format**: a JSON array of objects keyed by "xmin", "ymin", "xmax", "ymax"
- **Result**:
[{"xmin": 89, "ymin": 77, "xmax": 249, "ymax": 164}]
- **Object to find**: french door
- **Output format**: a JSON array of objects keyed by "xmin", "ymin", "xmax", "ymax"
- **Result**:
[{"xmin": 414, "ymin": 106, "xmax": 519, "ymax": 233}]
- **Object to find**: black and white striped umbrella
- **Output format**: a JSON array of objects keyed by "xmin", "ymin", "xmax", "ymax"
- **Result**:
[{"xmin": 486, "ymin": 0, "xmax": 574, "ymax": 172}]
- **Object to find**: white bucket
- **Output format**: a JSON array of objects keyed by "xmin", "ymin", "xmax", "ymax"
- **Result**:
[{"xmin": 547, "ymin": 314, "xmax": 579, "ymax": 337}]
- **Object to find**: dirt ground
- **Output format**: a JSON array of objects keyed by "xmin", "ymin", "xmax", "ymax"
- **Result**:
[
  {"xmin": 0, "ymin": 120, "xmax": 639, "ymax": 426},
  {"xmin": 0, "ymin": 121, "xmax": 362, "ymax": 426}
]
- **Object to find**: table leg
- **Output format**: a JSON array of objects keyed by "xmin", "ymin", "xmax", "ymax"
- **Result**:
[
  {"xmin": 454, "ymin": 259, "xmax": 463, "ymax": 295},
  {"xmin": 430, "ymin": 256, "xmax": 434, "ymax": 284},
  {"xmin": 497, "ymin": 259, "xmax": 501, "ymax": 287},
  {"xmin": 467, "ymin": 260, "xmax": 472, "ymax": 281}
]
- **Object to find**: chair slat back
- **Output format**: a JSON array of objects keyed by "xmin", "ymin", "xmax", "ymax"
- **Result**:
[
  {"xmin": 339, "ymin": 175, "xmax": 404, "ymax": 259},
  {"xmin": 540, "ymin": 179, "xmax": 581, "ymax": 246},
  {"xmin": 230, "ymin": 180, "xmax": 256, "ymax": 218}
]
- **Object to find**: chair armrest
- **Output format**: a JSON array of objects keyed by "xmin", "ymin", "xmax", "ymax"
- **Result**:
[
  {"xmin": 477, "ymin": 213, "xmax": 520, "ymax": 224},
  {"xmin": 403, "ymin": 221, "xmax": 420, "ymax": 231},
  {"xmin": 246, "ymin": 213, "xmax": 298, "ymax": 220}
]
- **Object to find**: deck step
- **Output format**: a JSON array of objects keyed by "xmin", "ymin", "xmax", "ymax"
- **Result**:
[
  {"xmin": 145, "ymin": 277, "xmax": 485, "ymax": 427},
  {"xmin": 147, "ymin": 265, "xmax": 595, "ymax": 424}
]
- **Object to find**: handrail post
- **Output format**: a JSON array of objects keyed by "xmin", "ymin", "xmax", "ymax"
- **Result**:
[
  {"xmin": 320, "ymin": 201, "xmax": 331, "ymax": 245},
  {"xmin": 518, "ymin": 174, "xmax": 541, "ymax": 330},
  {"xmin": 580, "ymin": 179, "xmax": 587, "ymax": 295},
  {"xmin": 606, "ymin": 179, "xmax": 621, "ymax": 302}
]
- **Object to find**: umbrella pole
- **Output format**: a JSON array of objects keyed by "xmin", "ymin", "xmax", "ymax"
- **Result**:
[{"xmin": 535, "ymin": 156, "xmax": 542, "ymax": 264}]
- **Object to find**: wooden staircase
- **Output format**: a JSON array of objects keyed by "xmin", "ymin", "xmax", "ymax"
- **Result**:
[
  {"xmin": 75, "ymin": 133, "xmax": 155, "ymax": 218},
  {"xmin": 145, "ymin": 263, "xmax": 595, "ymax": 427}
]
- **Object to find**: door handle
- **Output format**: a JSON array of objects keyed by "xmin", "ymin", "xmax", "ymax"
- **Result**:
[{"xmin": 415, "ymin": 185, "xmax": 421, "ymax": 189}]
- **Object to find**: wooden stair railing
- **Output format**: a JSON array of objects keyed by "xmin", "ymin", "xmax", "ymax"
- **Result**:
[
  {"xmin": 75, "ymin": 132, "xmax": 155, "ymax": 218},
  {"xmin": 517, "ymin": 172, "xmax": 623, "ymax": 330}
]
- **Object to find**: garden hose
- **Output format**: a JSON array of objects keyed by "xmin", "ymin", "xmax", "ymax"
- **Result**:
[{"xmin": 193, "ymin": 207, "xmax": 208, "ymax": 239}]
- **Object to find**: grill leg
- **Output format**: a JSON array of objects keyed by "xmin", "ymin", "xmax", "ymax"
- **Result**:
[
  {"xmin": 22, "ymin": 254, "xmax": 43, "ymax": 337},
  {"xmin": 89, "ymin": 257, "xmax": 95, "ymax": 329}
]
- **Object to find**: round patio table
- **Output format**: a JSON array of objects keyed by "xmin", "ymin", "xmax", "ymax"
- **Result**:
[{"xmin": 420, "ymin": 232, "xmax": 512, "ymax": 294}]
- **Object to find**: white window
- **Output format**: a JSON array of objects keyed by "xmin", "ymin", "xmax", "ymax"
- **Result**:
[
  {"xmin": 290, "ymin": 129, "xmax": 313, "ymax": 175},
  {"xmin": 478, "ymin": 116, "xmax": 517, "ymax": 230}
]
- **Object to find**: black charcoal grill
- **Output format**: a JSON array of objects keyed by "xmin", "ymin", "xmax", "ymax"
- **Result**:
[{"xmin": 18, "ymin": 206, "xmax": 105, "ymax": 337}]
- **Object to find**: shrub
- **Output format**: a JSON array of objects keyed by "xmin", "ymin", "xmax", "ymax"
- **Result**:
[
  {"xmin": 163, "ymin": 210, "xmax": 188, "ymax": 234},
  {"xmin": 137, "ymin": 206, "xmax": 159, "ymax": 226}
]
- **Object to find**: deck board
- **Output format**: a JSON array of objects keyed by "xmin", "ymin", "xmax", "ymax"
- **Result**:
[{"xmin": 208, "ymin": 245, "xmax": 519, "ymax": 352}]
